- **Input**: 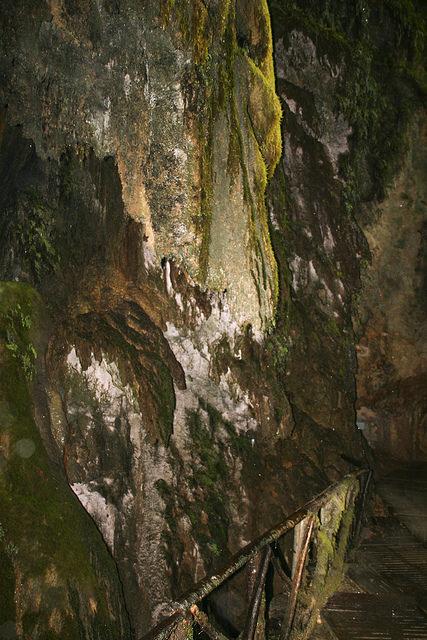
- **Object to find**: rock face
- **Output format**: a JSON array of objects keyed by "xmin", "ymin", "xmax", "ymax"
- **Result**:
[
  {"xmin": 268, "ymin": 0, "xmax": 426, "ymax": 467},
  {"xmin": 0, "ymin": 1, "xmax": 297, "ymax": 635},
  {"xmin": 269, "ymin": 22, "xmax": 363, "ymax": 448},
  {"xmin": 0, "ymin": 0, "xmax": 425, "ymax": 638},
  {"xmin": 0, "ymin": 283, "xmax": 131, "ymax": 639},
  {"xmin": 0, "ymin": 0, "xmax": 280, "ymax": 332},
  {"xmin": 355, "ymin": 116, "xmax": 427, "ymax": 462}
]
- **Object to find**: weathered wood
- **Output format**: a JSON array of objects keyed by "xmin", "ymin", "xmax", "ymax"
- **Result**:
[
  {"xmin": 292, "ymin": 519, "xmax": 306, "ymax": 578},
  {"xmin": 246, "ymin": 553, "xmax": 260, "ymax": 613},
  {"xmin": 242, "ymin": 546, "xmax": 272, "ymax": 640},
  {"xmin": 283, "ymin": 514, "xmax": 315, "ymax": 640},
  {"xmin": 271, "ymin": 547, "xmax": 292, "ymax": 588}
]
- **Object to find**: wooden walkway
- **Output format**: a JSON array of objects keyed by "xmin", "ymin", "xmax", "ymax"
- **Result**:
[
  {"xmin": 141, "ymin": 470, "xmax": 371, "ymax": 640},
  {"xmin": 140, "ymin": 466, "xmax": 427, "ymax": 640},
  {"xmin": 320, "ymin": 466, "xmax": 427, "ymax": 640}
]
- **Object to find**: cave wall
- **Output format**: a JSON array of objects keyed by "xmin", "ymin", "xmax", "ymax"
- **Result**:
[
  {"xmin": 268, "ymin": 0, "xmax": 426, "ymax": 466},
  {"xmin": 0, "ymin": 283, "xmax": 131, "ymax": 639},
  {"xmin": 0, "ymin": 0, "xmax": 425, "ymax": 638},
  {"xmin": 0, "ymin": 0, "xmax": 281, "ymax": 332},
  {"xmin": 355, "ymin": 115, "xmax": 427, "ymax": 462},
  {"xmin": 0, "ymin": 1, "xmax": 324, "ymax": 635}
]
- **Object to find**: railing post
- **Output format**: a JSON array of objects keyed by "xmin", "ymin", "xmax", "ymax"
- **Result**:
[
  {"xmin": 271, "ymin": 542, "xmax": 292, "ymax": 587},
  {"xmin": 283, "ymin": 478, "xmax": 361, "ymax": 640},
  {"xmin": 283, "ymin": 514, "xmax": 315, "ymax": 639},
  {"xmin": 242, "ymin": 546, "xmax": 272, "ymax": 640},
  {"xmin": 353, "ymin": 469, "xmax": 373, "ymax": 544}
]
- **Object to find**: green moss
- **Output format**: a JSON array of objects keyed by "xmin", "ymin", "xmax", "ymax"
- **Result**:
[
  {"xmin": 155, "ymin": 478, "xmax": 186, "ymax": 592},
  {"xmin": 155, "ymin": 405, "xmax": 248, "ymax": 582},
  {"xmin": 0, "ymin": 548, "xmax": 15, "ymax": 623},
  {"xmin": 238, "ymin": 10, "xmax": 281, "ymax": 307},
  {"xmin": 207, "ymin": 541, "xmax": 221, "ymax": 557},
  {"xmin": 187, "ymin": 409, "xmax": 229, "ymax": 551},
  {"xmin": 289, "ymin": 479, "xmax": 359, "ymax": 640},
  {"xmin": 236, "ymin": 0, "xmax": 283, "ymax": 177},
  {"xmin": 258, "ymin": 0, "xmax": 279, "ymax": 79},
  {"xmin": 12, "ymin": 189, "xmax": 59, "ymax": 283},
  {"xmin": 266, "ymin": 329, "xmax": 290, "ymax": 373},
  {"xmin": 169, "ymin": 403, "xmax": 258, "ymax": 566},
  {"xmin": 192, "ymin": 1, "xmax": 281, "ymax": 314},
  {"xmin": 271, "ymin": 0, "xmax": 425, "ymax": 221},
  {"xmin": 160, "ymin": 0, "xmax": 231, "ymax": 64},
  {"xmin": 160, "ymin": 0, "xmax": 175, "ymax": 25},
  {"xmin": 269, "ymin": 1, "xmax": 354, "ymax": 62},
  {"xmin": 2, "ymin": 301, "xmax": 37, "ymax": 381},
  {"xmin": 352, "ymin": 6, "xmax": 422, "ymax": 202},
  {"xmin": 0, "ymin": 282, "xmax": 130, "ymax": 636},
  {"xmin": 1, "ymin": 372, "xmax": 92, "ymax": 581},
  {"xmin": 224, "ymin": 65, "xmax": 279, "ymax": 314},
  {"xmin": 196, "ymin": 6, "xmax": 235, "ymax": 281},
  {"xmin": 244, "ymin": 43, "xmax": 282, "ymax": 178},
  {"xmin": 202, "ymin": 401, "xmax": 261, "ymax": 481}
]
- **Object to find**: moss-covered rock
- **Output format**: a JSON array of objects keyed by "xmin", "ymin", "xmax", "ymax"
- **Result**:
[
  {"xmin": 1, "ymin": 0, "xmax": 424, "ymax": 634},
  {"xmin": 0, "ymin": 282, "xmax": 130, "ymax": 639}
]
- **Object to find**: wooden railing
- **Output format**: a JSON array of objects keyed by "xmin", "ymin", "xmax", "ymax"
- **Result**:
[{"xmin": 141, "ymin": 469, "xmax": 372, "ymax": 640}]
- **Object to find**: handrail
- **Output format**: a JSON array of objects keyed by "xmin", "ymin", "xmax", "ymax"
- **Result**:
[{"xmin": 141, "ymin": 468, "xmax": 372, "ymax": 640}]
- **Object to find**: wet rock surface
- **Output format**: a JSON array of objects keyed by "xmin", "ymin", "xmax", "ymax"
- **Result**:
[
  {"xmin": 355, "ymin": 117, "xmax": 427, "ymax": 462},
  {"xmin": 268, "ymin": 0, "xmax": 426, "ymax": 468},
  {"xmin": 0, "ymin": 0, "xmax": 425, "ymax": 637}
]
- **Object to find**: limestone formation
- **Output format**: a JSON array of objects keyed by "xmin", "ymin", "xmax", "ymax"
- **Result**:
[{"xmin": 0, "ymin": 0, "xmax": 425, "ymax": 637}]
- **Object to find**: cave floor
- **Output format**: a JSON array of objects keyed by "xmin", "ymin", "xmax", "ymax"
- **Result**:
[{"xmin": 317, "ymin": 464, "xmax": 427, "ymax": 639}]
